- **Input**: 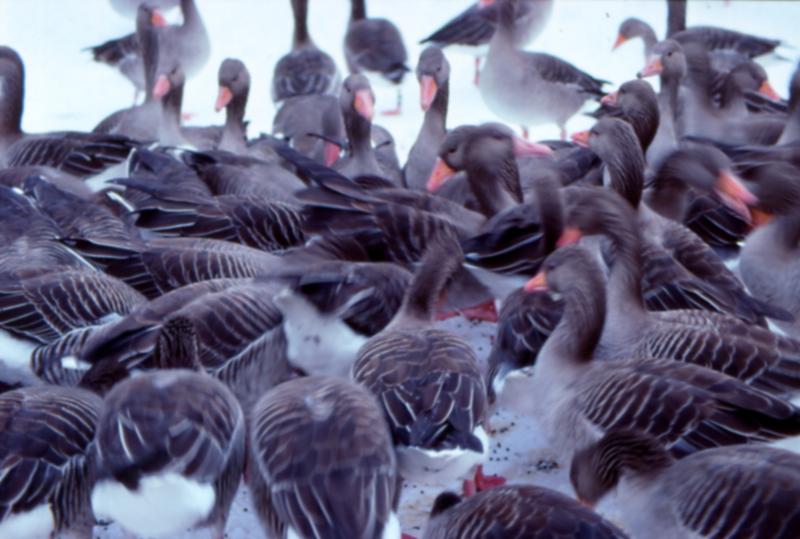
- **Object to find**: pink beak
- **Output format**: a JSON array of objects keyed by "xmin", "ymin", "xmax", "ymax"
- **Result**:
[{"xmin": 512, "ymin": 137, "xmax": 553, "ymax": 157}]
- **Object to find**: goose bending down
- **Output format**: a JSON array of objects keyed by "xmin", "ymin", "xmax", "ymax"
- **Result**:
[
  {"xmin": 559, "ymin": 187, "xmax": 800, "ymax": 395},
  {"xmin": 421, "ymin": 485, "xmax": 628, "ymax": 539},
  {"xmin": 249, "ymin": 376, "xmax": 402, "ymax": 539},
  {"xmin": 0, "ymin": 385, "xmax": 102, "ymax": 539},
  {"xmin": 88, "ymin": 0, "xmax": 210, "ymax": 99},
  {"xmin": 404, "ymin": 47, "xmax": 450, "ymax": 190},
  {"xmin": 352, "ymin": 235, "xmax": 490, "ymax": 486},
  {"xmin": 420, "ymin": 0, "xmax": 554, "ymax": 86},
  {"xmin": 571, "ymin": 430, "xmax": 800, "ymax": 539},
  {"xmin": 0, "ymin": 46, "xmax": 137, "ymax": 175},
  {"xmin": 480, "ymin": 0, "xmax": 605, "ymax": 139},
  {"xmin": 345, "ymin": 0, "xmax": 409, "ymax": 115},
  {"xmin": 519, "ymin": 240, "xmax": 800, "ymax": 462},
  {"xmin": 91, "ymin": 317, "xmax": 245, "ymax": 539},
  {"xmin": 272, "ymin": 0, "xmax": 339, "ymax": 103}
]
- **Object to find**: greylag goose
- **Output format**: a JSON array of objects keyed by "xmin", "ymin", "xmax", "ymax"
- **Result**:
[
  {"xmin": 404, "ymin": 47, "xmax": 450, "ymax": 191},
  {"xmin": 590, "ymin": 79, "xmax": 660, "ymax": 152},
  {"xmin": 420, "ymin": 0, "xmax": 554, "ymax": 85},
  {"xmin": 272, "ymin": 0, "xmax": 339, "ymax": 103},
  {"xmin": 249, "ymin": 376, "xmax": 401, "ymax": 538},
  {"xmin": 345, "ymin": 0, "xmax": 409, "ymax": 115},
  {"xmin": 740, "ymin": 164, "xmax": 800, "ymax": 338},
  {"xmin": 571, "ymin": 430, "xmax": 800, "ymax": 538},
  {"xmin": 519, "ymin": 240, "xmax": 800, "ymax": 461},
  {"xmin": 560, "ymin": 186, "xmax": 800, "ymax": 394},
  {"xmin": 480, "ymin": 0, "xmax": 605, "ymax": 139},
  {"xmin": 352, "ymin": 235, "xmax": 490, "ymax": 485},
  {"xmin": 214, "ymin": 58, "xmax": 251, "ymax": 153},
  {"xmin": 91, "ymin": 317, "xmax": 245, "ymax": 539},
  {"xmin": 88, "ymin": 0, "xmax": 209, "ymax": 99},
  {"xmin": 421, "ymin": 485, "xmax": 628, "ymax": 539},
  {"xmin": 0, "ymin": 385, "xmax": 102, "ymax": 539},
  {"xmin": 272, "ymin": 93, "xmax": 344, "ymax": 165},
  {"xmin": 0, "ymin": 46, "xmax": 137, "ymax": 175}
]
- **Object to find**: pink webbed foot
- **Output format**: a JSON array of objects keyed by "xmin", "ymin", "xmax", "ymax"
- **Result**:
[
  {"xmin": 460, "ymin": 300, "xmax": 499, "ymax": 323},
  {"xmin": 381, "ymin": 106, "xmax": 402, "ymax": 116},
  {"xmin": 474, "ymin": 465, "xmax": 507, "ymax": 492}
]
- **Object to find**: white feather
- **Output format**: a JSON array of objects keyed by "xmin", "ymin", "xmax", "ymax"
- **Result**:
[
  {"xmin": 0, "ymin": 329, "xmax": 36, "ymax": 378},
  {"xmin": 91, "ymin": 473, "xmax": 215, "ymax": 538},
  {"xmin": 0, "ymin": 504, "xmax": 54, "ymax": 539},
  {"xmin": 396, "ymin": 426, "xmax": 489, "ymax": 483},
  {"xmin": 382, "ymin": 512, "xmax": 401, "ymax": 539}
]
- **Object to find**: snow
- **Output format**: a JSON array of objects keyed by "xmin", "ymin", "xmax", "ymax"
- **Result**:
[{"xmin": 2, "ymin": 0, "xmax": 799, "ymax": 537}]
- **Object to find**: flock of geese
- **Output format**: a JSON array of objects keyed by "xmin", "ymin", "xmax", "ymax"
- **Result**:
[{"xmin": 2, "ymin": 0, "xmax": 800, "ymax": 537}]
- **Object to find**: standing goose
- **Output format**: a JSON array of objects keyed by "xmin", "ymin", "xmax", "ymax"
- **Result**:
[
  {"xmin": 420, "ymin": 0, "xmax": 554, "ymax": 86},
  {"xmin": 520, "ymin": 240, "xmax": 800, "ymax": 461},
  {"xmin": 249, "ymin": 376, "xmax": 402, "ymax": 539},
  {"xmin": 421, "ymin": 485, "xmax": 628, "ymax": 539},
  {"xmin": 91, "ymin": 317, "xmax": 245, "ymax": 539},
  {"xmin": 571, "ymin": 430, "xmax": 800, "ymax": 539},
  {"xmin": 213, "ymin": 58, "xmax": 251, "ymax": 153},
  {"xmin": 404, "ymin": 47, "xmax": 450, "ymax": 191},
  {"xmin": 0, "ymin": 385, "xmax": 103, "ymax": 539},
  {"xmin": 272, "ymin": 0, "xmax": 339, "ymax": 103},
  {"xmin": 559, "ymin": 187, "xmax": 800, "ymax": 395},
  {"xmin": 480, "ymin": 0, "xmax": 605, "ymax": 139},
  {"xmin": 345, "ymin": 0, "xmax": 409, "ymax": 116},
  {"xmin": 352, "ymin": 235, "xmax": 490, "ymax": 485},
  {"xmin": 88, "ymin": 0, "xmax": 210, "ymax": 99}
]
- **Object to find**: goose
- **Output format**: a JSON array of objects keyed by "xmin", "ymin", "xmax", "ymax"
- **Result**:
[
  {"xmin": 352, "ymin": 235, "xmax": 490, "ymax": 486},
  {"xmin": 404, "ymin": 47, "xmax": 450, "ymax": 191},
  {"xmin": 778, "ymin": 62, "xmax": 800, "ymax": 145},
  {"xmin": 590, "ymin": 79, "xmax": 660, "ymax": 153},
  {"xmin": 480, "ymin": 0, "xmax": 605, "ymax": 139},
  {"xmin": 249, "ymin": 376, "xmax": 402, "ymax": 539},
  {"xmin": 421, "ymin": 485, "xmax": 628, "ymax": 539},
  {"xmin": 213, "ymin": 58, "xmax": 251, "ymax": 153},
  {"xmin": 0, "ymin": 46, "xmax": 137, "ymax": 175},
  {"xmin": 91, "ymin": 317, "xmax": 246, "ymax": 539},
  {"xmin": 0, "ymin": 385, "xmax": 103, "ymax": 539},
  {"xmin": 558, "ymin": 187, "xmax": 800, "ymax": 394},
  {"xmin": 272, "ymin": 0, "xmax": 339, "ymax": 103},
  {"xmin": 345, "ymin": 0, "xmax": 409, "ymax": 116},
  {"xmin": 272, "ymin": 93, "xmax": 344, "ymax": 165},
  {"xmin": 740, "ymin": 162, "xmax": 800, "ymax": 339},
  {"xmin": 420, "ymin": 0, "xmax": 554, "ymax": 86},
  {"xmin": 88, "ymin": 0, "xmax": 210, "ymax": 100},
  {"xmin": 571, "ymin": 430, "xmax": 800, "ymax": 539},
  {"xmin": 519, "ymin": 240, "xmax": 800, "ymax": 461}
]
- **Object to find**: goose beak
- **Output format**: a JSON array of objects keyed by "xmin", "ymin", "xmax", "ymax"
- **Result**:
[
  {"xmin": 601, "ymin": 91, "xmax": 618, "ymax": 106},
  {"xmin": 570, "ymin": 130, "xmax": 590, "ymax": 148},
  {"xmin": 478, "ymin": 0, "xmax": 495, "ymax": 7},
  {"xmin": 354, "ymin": 89, "xmax": 375, "ymax": 121},
  {"xmin": 638, "ymin": 56, "xmax": 663, "ymax": 78},
  {"xmin": 557, "ymin": 226, "xmax": 583, "ymax": 247},
  {"xmin": 215, "ymin": 85, "xmax": 233, "ymax": 112},
  {"xmin": 524, "ymin": 271, "xmax": 548, "ymax": 293},
  {"xmin": 577, "ymin": 496, "xmax": 596, "ymax": 509},
  {"xmin": 716, "ymin": 170, "xmax": 758, "ymax": 221},
  {"xmin": 612, "ymin": 33, "xmax": 628, "ymax": 50},
  {"xmin": 151, "ymin": 9, "xmax": 168, "ymax": 27},
  {"xmin": 758, "ymin": 80, "xmax": 781, "ymax": 101},
  {"xmin": 750, "ymin": 209, "xmax": 774, "ymax": 228},
  {"xmin": 512, "ymin": 137, "xmax": 553, "ymax": 157},
  {"xmin": 427, "ymin": 158, "xmax": 457, "ymax": 192},
  {"xmin": 420, "ymin": 75, "xmax": 438, "ymax": 112},
  {"xmin": 152, "ymin": 74, "xmax": 171, "ymax": 99},
  {"xmin": 324, "ymin": 142, "xmax": 342, "ymax": 167}
]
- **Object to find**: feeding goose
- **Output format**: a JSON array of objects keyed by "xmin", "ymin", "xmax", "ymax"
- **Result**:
[
  {"xmin": 272, "ymin": 0, "xmax": 339, "ymax": 103},
  {"xmin": 249, "ymin": 376, "xmax": 401, "ymax": 539},
  {"xmin": 571, "ymin": 430, "xmax": 800, "ymax": 539},
  {"xmin": 91, "ymin": 317, "xmax": 245, "ymax": 539}
]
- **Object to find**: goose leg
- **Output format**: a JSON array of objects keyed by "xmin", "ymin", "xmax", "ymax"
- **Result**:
[
  {"xmin": 463, "ymin": 465, "xmax": 506, "ymax": 497},
  {"xmin": 382, "ymin": 88, "xmax": 403, "ymax": 116}
]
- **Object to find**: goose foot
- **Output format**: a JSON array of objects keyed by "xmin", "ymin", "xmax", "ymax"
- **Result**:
[
  {"xmin": 381, "ymin": 107, "xmax": 402, "ymax": 116},
  {"xmin": 402, "ymin": 535, "xmax": 418, "ymax": 539},
  {"xmin": 460, "ymin": 300, "xmax": 498, "ymax": 323},
  {"xmin": 463, "ymin": 465, "xmax": 506, "ymax": 497}
]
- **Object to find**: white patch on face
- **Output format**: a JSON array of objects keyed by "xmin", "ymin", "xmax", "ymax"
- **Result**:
[{"xmin": 0, "ymin": 503, "xmax": 54, "ymax": 539}]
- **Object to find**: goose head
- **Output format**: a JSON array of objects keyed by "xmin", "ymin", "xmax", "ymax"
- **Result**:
[
  {"xmin": 215, "ymin": 58, "xmax": 250, "ymax": 113},
  {"xmin": 416, "ymin": 46, "xmax": 450, "ymax": 112},
  {"xmin": 638, "ymin": 39, "xmax": 685, "ymax": 80}
]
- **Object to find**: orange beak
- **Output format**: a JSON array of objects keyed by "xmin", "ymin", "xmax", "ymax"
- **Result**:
[
  {"xmin": 215, "ymin": 85, "xmax": 233, "ymax": 112},
  {"xmin": 715, "ymin": 170, "xmax": 758, "ymax": 222},
  {"xmin": 420, "ymin": 75, "xmax": 438, "ymax": 112},
  {"xmin": 151, "ymin": 9, "xmax": 168, "ymax": 27},
  {"xmin": 324, "ymin": 141, "xmax": 342, "ymax": 167},
  {"xmin": 427, "ymin": 158, "xmax": 457, "ymax": 192},
  {"xmin": 524, "ymin": 271, "xmax": 548, "ymax": 293},
  {"xmin": 612, "ymin": 33, "xmax": 628, "ymax": 50},
  {"xmin": 512, "ymin": 136, "xmax": 553, "ymax": 157},
  {"xmin": 570, "ymin": 130, "xmax": 590, "ymax": 148},
  {"xmin": 152, "ymin": 74, "xmax": 171, "ymax": 99},
  {"xmin": 638, "ymin": 56, "xmax": 663, "ymax": 78},
  {"xmin": 478, "ymin": 0, "xmax": 495, "ymax": 7},
  {"xmin": 758, "ymin": 80, "xmax": 781, "ymax": 101},
  {"xmin": 557, "ymin": 226, "xmax": 583, "ymax": 248},
  {"xmin": 750, "ymin": 208, "xmax": 773, "ymax": 228},
  {"xmin": 354, "ymin": 89, "xmax": 375, "ymax": 121},
  {"xmin": 601, "ymin": 91, "xmax": 618, "ymax": 106}
]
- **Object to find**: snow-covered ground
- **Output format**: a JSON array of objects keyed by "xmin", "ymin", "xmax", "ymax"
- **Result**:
[{"xmin": 3, "ymin": 0, "xmax": 800, "ymax": 537}]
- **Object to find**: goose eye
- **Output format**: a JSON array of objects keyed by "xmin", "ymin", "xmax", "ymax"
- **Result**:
[{"xmin": 667, "ymin": 51, "xmax": 673, "ymax": 57}]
